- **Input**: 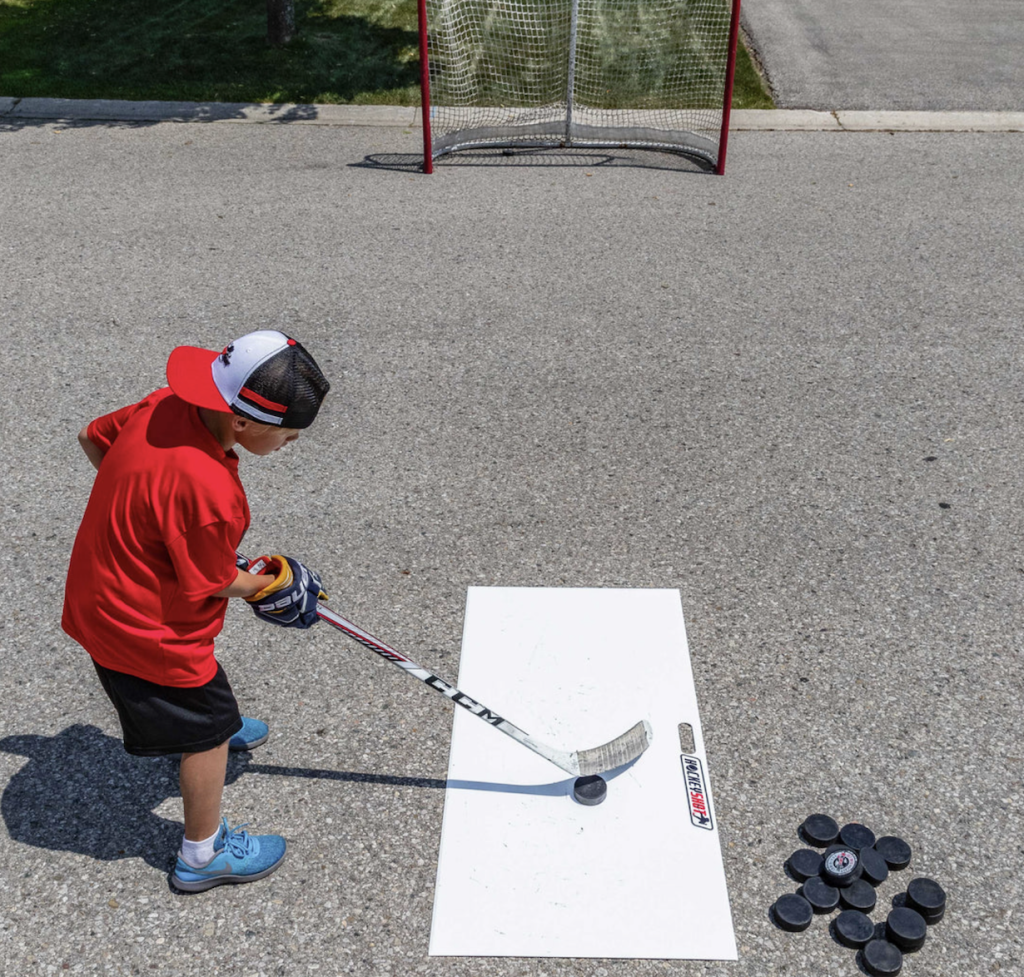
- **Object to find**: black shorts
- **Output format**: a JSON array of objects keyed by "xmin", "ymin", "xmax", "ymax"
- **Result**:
[{"xmin": 92, "ymin": 660, "xmax": 243, "ymax": 757}]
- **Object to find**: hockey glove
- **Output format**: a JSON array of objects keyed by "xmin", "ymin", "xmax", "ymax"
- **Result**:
[{"xmin": 244, "ymin": 555, "xmax": 327, "ymax": 629}]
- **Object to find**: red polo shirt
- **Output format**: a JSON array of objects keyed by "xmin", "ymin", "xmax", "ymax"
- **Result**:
[{"xmin": 62, "ymin": 388, "xmax": 250, "ymax": 687}]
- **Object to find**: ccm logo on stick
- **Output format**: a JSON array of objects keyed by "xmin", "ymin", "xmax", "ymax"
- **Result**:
[
  {"xmin": 681, "ymin": 755, "xmax": 714, "ymax": 830},
  {"xmin": 423, "ymin": 674, "xmax": 506, "ymax": 726}
]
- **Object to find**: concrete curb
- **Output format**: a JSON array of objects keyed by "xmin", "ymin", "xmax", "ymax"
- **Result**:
[
  {"xmin": 730, "ymin": 109, "xmax": 1024, "ymax": 131},
  {"xmin": 833, "ymin": 110, "xmax": 1024, "ymax": 132},
  {"xmin": 0, "ymin": 98, "xmax": 419, "ymax": 127},
  {"xmin": 730, "ymin": 110, "xmax": 841, "ymax": 131},
  {"xmin": 1, "ymin": 98, "xmax": 1023, "ymax": 132}
]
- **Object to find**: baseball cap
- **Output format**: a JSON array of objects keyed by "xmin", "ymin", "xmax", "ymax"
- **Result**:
[{"xmin": 167, "ymin": 330, "xmax": 330, "ymax": 429}]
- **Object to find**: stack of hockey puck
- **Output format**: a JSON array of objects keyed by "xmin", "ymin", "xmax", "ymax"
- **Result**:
[{"xmin": 770, "ymin": 814, "xmax": 947, "ymax": 976}]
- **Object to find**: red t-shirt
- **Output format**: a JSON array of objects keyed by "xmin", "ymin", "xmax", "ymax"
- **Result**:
[{"xmin": 62, "ymin": 388, "xmax": 251, "ymax": 687}]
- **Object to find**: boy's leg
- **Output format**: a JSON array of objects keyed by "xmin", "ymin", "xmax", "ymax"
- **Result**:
[
  {"xmin": 180, "ymin": 739, "xmax": 230, "ymax": 840},
  {"xmin": 173, "ymin": 735, "xmax": 288, "ymax": 890},
  {"xmin": 87, "ymin": 661, "xmax": 287, "ymax": 889}
]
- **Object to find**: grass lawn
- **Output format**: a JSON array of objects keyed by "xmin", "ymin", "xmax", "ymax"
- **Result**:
[{"xmin": 0, "ymin": 0, "xmax": 773, "ymax": 108}]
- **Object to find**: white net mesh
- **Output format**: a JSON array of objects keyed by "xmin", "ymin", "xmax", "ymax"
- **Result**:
[{"xmin": 426, "ymin": 0, "xmax": 735, "ymax": 167}]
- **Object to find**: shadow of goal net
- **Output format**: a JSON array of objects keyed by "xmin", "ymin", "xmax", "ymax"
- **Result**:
[{"xmin": 418, "ymin": 0, "xmax": 742, "ymax": 173}]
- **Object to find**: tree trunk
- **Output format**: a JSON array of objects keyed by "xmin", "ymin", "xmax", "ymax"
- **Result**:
[{"xmin": 267, "ymin": 0, "xmax": 295, "ymax": 47}]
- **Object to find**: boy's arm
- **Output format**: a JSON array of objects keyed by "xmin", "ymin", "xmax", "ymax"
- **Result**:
[
  {"xmin": 79, "ymin": 390, "xmax": 170, "ymax": 468},
  {"xmin": 215, "ymin": 570, "xmax": 272, "ymax": 600},
  {"xmin": 78, "ymin": 427, "xmax": 105, "ymax": 471}
]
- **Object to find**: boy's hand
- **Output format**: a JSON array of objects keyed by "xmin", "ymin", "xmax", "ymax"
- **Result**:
[{"xmin": 244, "ymin": 555, "xmax": 327, "ymax": 629}]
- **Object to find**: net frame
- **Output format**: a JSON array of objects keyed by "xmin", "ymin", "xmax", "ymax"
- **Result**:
[{"xmin": 419, "ymin": 0, "xmax": 742, "ymax": 174}]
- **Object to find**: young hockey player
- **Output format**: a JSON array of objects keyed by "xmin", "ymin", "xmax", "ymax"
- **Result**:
[{"xmin": 63, "ymin": 330, "xmax": 330, "ymax": 891}]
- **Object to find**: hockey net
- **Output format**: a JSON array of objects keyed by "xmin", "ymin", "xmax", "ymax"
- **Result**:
[{"xmin": 420, "ymin": 0, "xmax": 741, "ymax": 171}]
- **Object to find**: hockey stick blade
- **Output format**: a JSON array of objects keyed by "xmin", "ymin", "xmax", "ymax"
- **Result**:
[{"xmin": 572, "ymin": 720, "xmax": 654, "ymax": 777}]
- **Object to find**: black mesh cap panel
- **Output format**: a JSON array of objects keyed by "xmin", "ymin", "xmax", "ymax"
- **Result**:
[{"xmin": 235, "ymin": 339, "xmax": 330, "ymax": 428}]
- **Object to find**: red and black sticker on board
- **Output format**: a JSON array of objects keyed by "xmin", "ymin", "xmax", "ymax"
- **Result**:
[{"xmin": 681, "ymin": 754, "xmax": 714, "ymax": 830}]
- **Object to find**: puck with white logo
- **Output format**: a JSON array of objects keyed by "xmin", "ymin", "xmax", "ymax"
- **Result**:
[
  {"xmin": 874, "ymin": 835, "xmax": 912, "ymax": 870},
  {"xmin": 822, "ymin": 846, "xmax": 862, "ymax": 887},
  {"xmin": 772, "ymin": 893, "xmax": 814, "ymax": 932},
  {"xmin": 787, "ymin": 848, "xmax": 824, "ymax": 883},
  {"xmin": 839, "ymin": 878, "xmax": 877, "ymax": 913},
  {"xmin": 862, "ymin": 939, "xmax": 904, "ymax": 976},
  {"xmin": 839, "ymin": 822, "xmax": 877, "ymax": 850},
  {"xmin": 886, "ymin": 907, "xmax": 928, "ymax": 952},
  {"xmin": 801, "ymin": 876, "xmax": 840, "ymax": 913},
  {"xmin": 834, "ymin": 909, "xmax": 876, "ymax": 949},
  {"xmin": 859, "ymin": 844, "xmax": 890, "ymax": 886},
  {"xmin": 572, "ymin": 775, "xmax": 607, "ymax": 806},
  {"xmin": 906, "ymin": 877, "xmax": 946, "ymax": 923},
  {"xmin": 800, "ymin": 813, "xmax": 839, "ymax": 847}
]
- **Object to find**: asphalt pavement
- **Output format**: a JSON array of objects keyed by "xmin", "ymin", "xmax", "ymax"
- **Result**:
[
  {"xmin": 1, "ymin": 118, "xmax": 1022, "ymax": 977},
  {"xmin": 742, "ymin": 0, "xmax": 1024, "ymax": 110}
]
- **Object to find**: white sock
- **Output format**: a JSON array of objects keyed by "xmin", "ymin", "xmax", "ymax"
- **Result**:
[{"xmin": 179, "ymin": 827, "xmax": 220, "ymax": 868}]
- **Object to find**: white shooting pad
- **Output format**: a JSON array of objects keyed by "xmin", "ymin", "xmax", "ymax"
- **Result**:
[{"xmin": 429, "ymin": 588, "xmax": 737, "ymax": 959}]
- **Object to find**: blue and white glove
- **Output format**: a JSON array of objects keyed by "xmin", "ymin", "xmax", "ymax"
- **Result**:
[{"xmin": 244, "ymin": 555, "xmax": 327, "ymax": 629}]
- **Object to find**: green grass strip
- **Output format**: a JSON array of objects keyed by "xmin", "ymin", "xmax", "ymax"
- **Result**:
[{"xmin": 0, "ymin": 0, "xmax": 771, "ymax": 108}]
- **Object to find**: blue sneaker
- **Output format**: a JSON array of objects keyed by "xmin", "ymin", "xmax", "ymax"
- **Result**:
[
  {"xmin": 229, "ymin": 717, "xmax": 269, "ymax": 751},
  {"xmin": 171, "ymin": 819, "xmax": 287, "ymax": 892}
]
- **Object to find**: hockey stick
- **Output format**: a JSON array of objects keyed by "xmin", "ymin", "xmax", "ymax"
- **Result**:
[
  {"xmin": 315, "ymin": 602, "xmax": 652, "ymax": 776},
  {"xmin": 240, "ymin": 555, "xmax": 652, "ymax": 776}
]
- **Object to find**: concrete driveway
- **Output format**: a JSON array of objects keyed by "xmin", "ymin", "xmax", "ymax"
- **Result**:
[{"xmin": 743, "ymin": 0, "xmax": 1024, "ymax": 110}]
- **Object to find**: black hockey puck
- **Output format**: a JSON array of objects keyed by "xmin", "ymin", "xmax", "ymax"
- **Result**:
[
  {"xmin": 862, "ymin": 939, "xmax": 904, "ymax": 976},
  {"xmin": 822, "ymin": 846, "xmax": 862, "ymax": 887},
  {"xmin": 834, "ymin": 909, "xmax": 876, "ymax": 949},
  {"xmin": 801, "ymin": 876, "xmax": 840, "ymax": 914},
  {"xmin": 787, "ymin": 848, "xmax": 824, "ymax": 883},
  {"xmin": 859, "ymin": 844, "xmax": 890, "ymax": 886},
  {"xmin": 874, "ymin": 836, "xmax": 912, "ymax": 870},
  {"xmin": 906, "ymin": 877, "xmax": 946, "ymax": 923},
  {"xmin": 572, "ymin": 774, "xmax": 607, "ymax": 806},
  {"xmin": 839, "ymin": 878, "xmax": 877, "ymax": 913},
  {"xmin": 772, "ymin": 893, "xmax": 813, "ymax": 932},
  {"xmin": 800, "ymin": 813, "xmax": 839, "ymax": 847},
  {"xmin": 886, "ymin": 907, "xmax": 928, "ymax": 952},
  {"xmin": 839, "ymin": 822, "xmax": 877, "ymax": 850}
]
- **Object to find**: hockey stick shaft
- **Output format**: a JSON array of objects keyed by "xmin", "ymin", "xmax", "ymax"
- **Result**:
[
  {"xmin": 315, "ymin": 603, "xmax": 558, "ymax": 760},
  {"xmin": 316, "ymin": 603, "xmax": 656, "ymax": 776},
  {"xmin": 239, "ymin": 554, "xmax": 651, "ymax": 775}
]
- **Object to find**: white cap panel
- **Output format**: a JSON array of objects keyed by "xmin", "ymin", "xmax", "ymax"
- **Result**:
[{"xmin": 211, "ymin": 330, "xmax": 290, "ymax": 407}]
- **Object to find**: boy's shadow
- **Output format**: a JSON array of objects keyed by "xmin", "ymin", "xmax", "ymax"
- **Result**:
[
  {"xmin": 0, "ymin": 724, "xmax": 251, "ymax": 871},
  {"xmin": 2, "ymin": 725, "xmax": 578, "ymax": 873}
]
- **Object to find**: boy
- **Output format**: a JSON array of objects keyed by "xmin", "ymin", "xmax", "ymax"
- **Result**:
[{"xmin": 63, "ymin": 330, "xmax": 330, "ymax": 892}]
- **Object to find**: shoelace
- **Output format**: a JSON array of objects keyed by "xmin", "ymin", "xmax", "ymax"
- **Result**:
[{"xmin": 220, "ymin": 821, "xmax": 257, "ymax": 859}]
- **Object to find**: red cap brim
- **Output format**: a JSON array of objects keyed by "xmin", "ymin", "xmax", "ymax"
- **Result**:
[{"xmin": 166, "ymin": 346, "xmax": 231, "ymax": 412}]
